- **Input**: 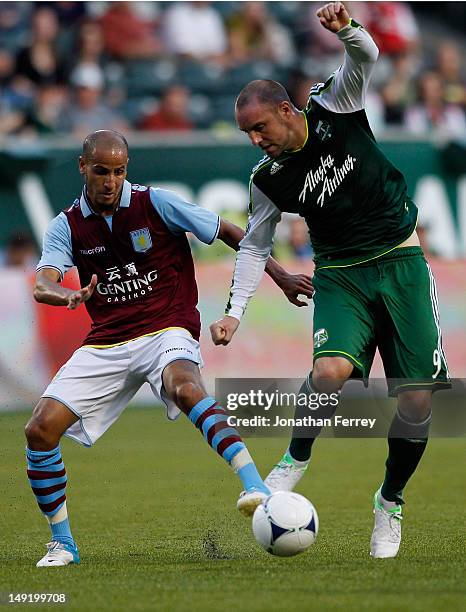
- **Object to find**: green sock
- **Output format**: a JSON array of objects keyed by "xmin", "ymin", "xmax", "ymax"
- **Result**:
[
  {"xmin": 381, "ymin": 411, "xmax": 430, "ymax": 504},
  {"xmin": 289, "ymin": 373, "xmax": 339, "ymax": 462}
]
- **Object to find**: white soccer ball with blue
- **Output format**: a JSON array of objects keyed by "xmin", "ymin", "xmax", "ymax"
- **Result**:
[{"xmin": 252, "ymin": 491, "xmax": 318, "ymax": 557}]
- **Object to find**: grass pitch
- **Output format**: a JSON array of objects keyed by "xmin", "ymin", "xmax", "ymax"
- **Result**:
[{"xmin": 0, "ymin": 407, "xmax": 464, "ymax": 611}]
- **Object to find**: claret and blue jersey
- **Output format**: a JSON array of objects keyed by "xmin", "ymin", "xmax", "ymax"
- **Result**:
[{"xmin": 37, "ymin": 180, "xmax": 220, "ymax": 346}]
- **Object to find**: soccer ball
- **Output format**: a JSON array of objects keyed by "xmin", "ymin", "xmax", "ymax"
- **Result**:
[{"xmin": 252, "ymin": 491, "xmax": 318, "ymax": 557}]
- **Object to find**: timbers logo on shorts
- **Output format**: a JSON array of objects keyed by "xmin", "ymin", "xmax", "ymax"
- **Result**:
[{"xmin": 314, "ymin": 328, "xmax": 329, "ymax": 348}]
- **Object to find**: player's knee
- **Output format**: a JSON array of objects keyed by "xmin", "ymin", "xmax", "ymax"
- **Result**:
[
  {"xmin": 172, "ymin": 381, "xmax": 204, "ymax": 412},
  {"xmin": 25, "ymin": 417, "xmax": 55, "ymax": 448},
  {"xmin": 25, "ymin": 404, "xmax": 61, "ymax": 448},
  {"xmin": 312, "ymin": 357, "xmax": 352, "ymax": 393},
  {"xmin": 398, "ymin": 390, "xmax": 432, "ymax": 423}
]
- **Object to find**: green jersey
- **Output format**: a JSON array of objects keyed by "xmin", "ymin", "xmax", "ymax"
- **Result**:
[
  {"xmin": 226, "ymin": 19, "xmax": 418, "ymax": 320},
  {"xmin": 252, "ymin": 100, "xmax": 418, "ymax": 268}
]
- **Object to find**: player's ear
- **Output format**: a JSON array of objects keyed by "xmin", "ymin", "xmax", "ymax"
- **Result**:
[
  {"xmin": 278, "ymin": 100, "xmax": 293, "ymax": 120},
  {"xmin": 78, "ymin": 155, "xmax": 86, "ymax": 175}
]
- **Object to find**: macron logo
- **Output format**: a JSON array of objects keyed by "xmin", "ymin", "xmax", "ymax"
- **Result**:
[{"xmin": 80, "ymin": 246, "xmax": 106, "ymax": 255}]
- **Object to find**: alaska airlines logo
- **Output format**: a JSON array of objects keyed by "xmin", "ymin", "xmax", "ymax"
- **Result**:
[
  {"xmin": 97, "ymin": 263, "xmax": 158, "ymax": 303},
  {"xmin": 299, "ymin": 154, "xmax": 357, "ymax": 207}
]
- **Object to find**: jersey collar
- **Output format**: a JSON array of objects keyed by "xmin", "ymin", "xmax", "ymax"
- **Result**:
[
  {"xmin": 291, "ymin": 111, "xmax": 309, "ymax": 152},
  {"xmin": 80, "ymin": 179, "xmax": 132, "ymax": 217},
  {"xmin": 280, "ymin": 112, "xmax": 309, "ymax": 158}
]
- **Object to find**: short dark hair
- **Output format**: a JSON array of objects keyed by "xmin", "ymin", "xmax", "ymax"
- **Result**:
[
  {"xmin": 236, "ymin": 80, "xmax": 291, "ymax": 111},
  {"xmin": 82, "ymin": 130, "xmax": 129, "ymax": 160}
]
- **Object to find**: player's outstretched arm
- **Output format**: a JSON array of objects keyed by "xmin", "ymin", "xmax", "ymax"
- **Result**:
[
  {"xmin": 312, "ymin": 3, "xmax": 378, "ymax": 114},
  {"xmin": 217, "ymin": 218, "xmax": 314, "ymax": 307},
  {"xmin": 34, "ymin": 267, "xmax": 97, "ymax": 310}
]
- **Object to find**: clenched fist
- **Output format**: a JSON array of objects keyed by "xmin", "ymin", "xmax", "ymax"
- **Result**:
[
  {"xmin": 209, "ymin": 316, "xmax": 240, "ymax": 346},
  {"xmin": 316, "ymin": 2, "xmax": 350, "ymax": 33}
]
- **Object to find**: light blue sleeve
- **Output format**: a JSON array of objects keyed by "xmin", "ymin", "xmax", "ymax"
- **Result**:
[
  {"xmin": 149, "ymin": 187, "xmax": 220, "ymax": 244},
  {"xmin": 36, "ymin": 213, "xmax": 75, "ymax": 279}
]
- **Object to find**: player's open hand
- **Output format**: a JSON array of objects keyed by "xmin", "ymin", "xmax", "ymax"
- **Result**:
[
  {"xmin": 66, "ymin": 274, "xmax": 97, "ymax": 310},
  {"xmin": 210, "ymin": 316, "xmax": 240, "ymax": 346},
  {"xmin": 278, "ymin": 272, "xmax": 314, "ymax": 307},
  {"xmin": 316, "ymin": 2, "xmax": 350, "ymax": 32}
]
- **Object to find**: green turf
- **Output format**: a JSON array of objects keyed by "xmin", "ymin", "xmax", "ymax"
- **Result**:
[{"xmin": 0, "ymin": 408, "xmax": 464, "ymax": 611}]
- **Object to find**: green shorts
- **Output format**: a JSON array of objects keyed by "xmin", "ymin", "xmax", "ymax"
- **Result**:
[{"xmin": 312, "ymin": 247, "xmax": 450, "ymax": 395}]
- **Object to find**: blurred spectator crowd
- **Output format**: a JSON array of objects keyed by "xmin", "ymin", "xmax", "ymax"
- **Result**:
[{"xmin": 0, "ymin": 0, "xmax": 466, "ymax": 139}]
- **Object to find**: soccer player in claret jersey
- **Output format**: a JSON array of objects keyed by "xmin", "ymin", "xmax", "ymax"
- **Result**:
[
  {"xmin": 210, "ymin": 2, "xmax": 450, "ymax": 558},
  {"xmin": 25, "ymin": 129, "xmax": 314, "ymax": 567}
]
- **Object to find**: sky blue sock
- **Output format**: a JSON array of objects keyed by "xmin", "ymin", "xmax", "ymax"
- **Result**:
[
  {"xmin": 188, "ymin": 398, "xmax": 269, "ymax": 494},
  {"xmin": 26, "ymin": 445, "xmax": 75, "ymax": 547},
  {"xmin": 50, "ymin": 519, "xmax": 75, "ymax": 548},
  {"xmin": 237, "ymin": 462, "xmax": 269, "ymax": 494}
]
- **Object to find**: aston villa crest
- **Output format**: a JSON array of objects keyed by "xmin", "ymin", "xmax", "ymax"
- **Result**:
[{"xmin": 130, "ymin": 228, "xmax": 152, "ymax": 253}]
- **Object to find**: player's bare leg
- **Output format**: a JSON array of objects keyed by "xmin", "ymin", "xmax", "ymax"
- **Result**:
[
  {"xmin": 163, "ymin": 359, "xmax": 270, "ymax": 516},
  {"xmin": 265, "ymin": 357, "xmax": 352, "ymax": 492},
  {"xmin": 25, "ymin": 399, "xmax": 80, "ymax": 566},
  {"xmin": 312, "ymin": 356, "xmax": 354, "ymax": 394},
  {"xmin": 162, "ymin": 359, "xmax": 209, "ymax": 412},
  {"xmin": 371, "ymin": 390, "xmax": 432, "ymax": 558},
  {"xmin": 26, "ymin": 398, "xmax": 78, "ymax": 451}
]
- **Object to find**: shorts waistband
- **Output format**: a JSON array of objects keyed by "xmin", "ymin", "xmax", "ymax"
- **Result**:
[{"xmin": 354, "ymin": 246, "xmax": 424, "ymax": 267}]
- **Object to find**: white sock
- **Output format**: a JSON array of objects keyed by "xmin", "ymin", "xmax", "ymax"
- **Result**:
[
  {"xmin": 286, "ymin": 448, "xmax": 309, "ymax": 468},
  {"xmin": 230, "ymin": 448, "xmax": 253, "ymax": 473},
  {"xmin": 47, "ymin": 501, "xmax": 68, "ymax": 525},
  {"xmin": 378, "ymin": 491, "xmax": 401, "ymax": 511}
]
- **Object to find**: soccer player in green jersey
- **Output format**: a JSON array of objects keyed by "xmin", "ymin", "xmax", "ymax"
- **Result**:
[{"xmin": 210, "ymin": 2, "xmax": 450, "ymax": 558}]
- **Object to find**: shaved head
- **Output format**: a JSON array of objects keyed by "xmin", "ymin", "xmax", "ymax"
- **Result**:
[
  {"xmin": 82, "ymin": 130, "xmax": 128, "ymax": 161},
  {"xmin": 79, "ymin": 130, "xmax": 129, "ymax": 213},
  {"xmin": 236, "ymin": 80, "xmax": 291, "ymax": 112},
  {"xmin": 235, "ymin": 80, "xmax": 305, "ymax": 158}
]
